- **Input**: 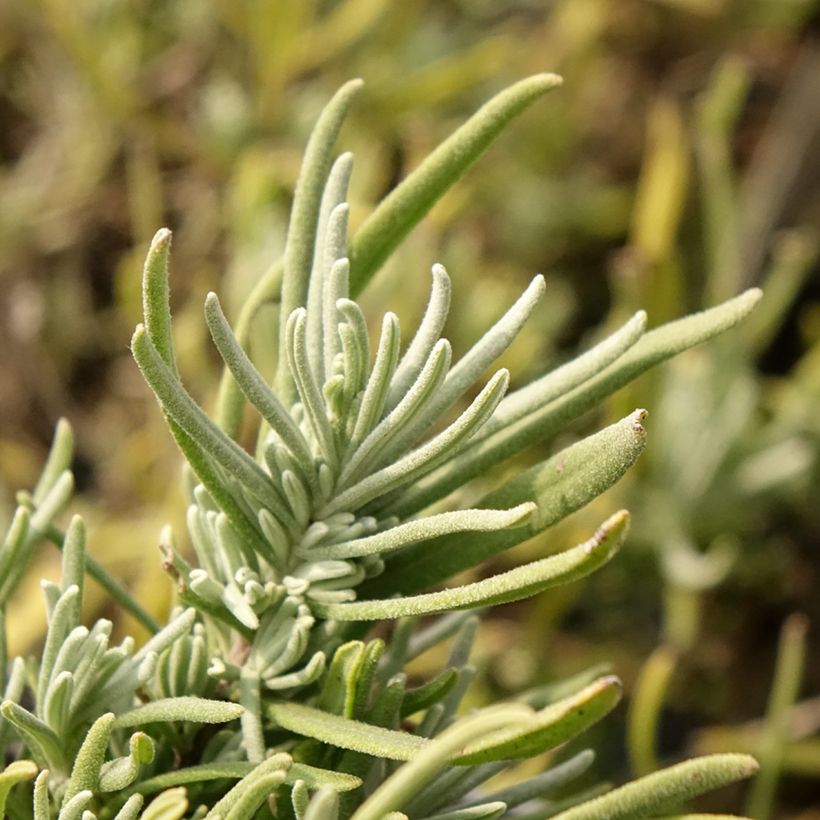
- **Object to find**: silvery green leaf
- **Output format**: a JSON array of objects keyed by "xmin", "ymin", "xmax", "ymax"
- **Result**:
[
  {"xmin": 33, "ymin": 769, "xmax": 49, "ymax": 820},
  {"xmin": 111, "ymin": 794, "xmax": 144, "ymax": 820},
  {"xmin": 550, "ymin": 754, "xmax": 759, "ymax": 820},
  {"xmin": 384, "ymin": 264, "xmax": 451, "ymax": 413},
  {"xmin": 423, "ymin": 274, "xmax": 544, "ymax": 424},
  {"xmin": 371, "ymin": 411, "xmax": 646, "ymax": 593},
  {"xmin": 64, "ymin": 711, "xmax": 114, "ymax": 802},
  {"xmin": 324, "ymin": 258, "xmax": 352, "ymax": 384},
  {"xmin": 205, "ymin": 753, "xmax": 292, "ymax": 820},
  {"xmin": 311, "ymin": 504, "xmax": 534, "ymax": 560},
  {"xmin": 204, "ymin": 292, "xmax": 315, "ymax": 471},
  {"xmin": 131, "ymin": 326, "xmax": 292, "ymax": 524},
  {"xmin": 42, "ymin": 670, "xmax": 72, "ymax": 738},
  {"xmin": 37, "ymin": 584, "xmax": 80, "ymax": 708},
  {"xmin": 455, "ymin": 677, "xmax": 621, "ymax": 764},
  {"xmin": 57, "ymin": 789, "xmax": 93, "ymax": 820},
  {"xmin": 99, "ymin": 732, "xmax": 155, "ymax": 792},
  {"xmin": 117, "ymin": 761, "xmax": 360, "ymax": 801},
  {"xmin": 278, "ymin": 79, "xmax": 363, "ymax": 404},
  {"xmin": 267, "ymin": 702, "xmax": 428, "ymax": 761},
  {"xmin": 113, "ymin": 697, "xmax": 244, "ymax": 729},
  {"xmin": 348, "ymin": 312, "xmax": 401, "ymax": 449},
  {"xmin": 1, "ymin": 699, "xmax": 65, "ymax": 772},
  {"xmin": 141, "ymin": 228, "xmax": 177, "ymax": 376},
  {"xmin": 323, "ymin": 368, "xmax": 509, "ymax": 515},
  {"xmin": 338, "ymin": 338, "xmax": 451, "ymax": 485},
  {"xmin": 307, "ymin": 152, "xmax": 354, "ymax": 384},
  {"xmin": 395, "ymin": 289, "xmax": 761, "ymax": 515},
  {"xmin": 348, "ymin": 73, "xmax": 563, "ymax": 294},
  {"xmin": 480, "ymin": 310, "xmax": 647, "ymax": 440},
  {"xmin": 287, "ymin": 309, "xmax": 339, "ymax": 468},
  {"xmin": 315, "ymin": 510, "xmax": 628, "ymax": 620},
  {"xmin": 60, "ymin": 515, "xmax": 85, "ymax": 619},
  {"xmin": 264, "ymin": 650, "xmax": 326, "ymax": 690}
]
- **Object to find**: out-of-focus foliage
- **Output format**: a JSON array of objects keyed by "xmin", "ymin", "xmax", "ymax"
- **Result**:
[{"xmin": 1, "ymin": 0, "xmax": 819, "ymax": 815}]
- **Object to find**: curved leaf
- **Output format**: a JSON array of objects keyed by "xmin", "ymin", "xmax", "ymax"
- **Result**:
[{"xmin": 316, "ymin": 510, "xmax": 628, "ymax": 620}]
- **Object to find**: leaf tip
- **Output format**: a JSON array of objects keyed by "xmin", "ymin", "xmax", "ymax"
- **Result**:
[{"xmin": 150, "ymin": 227, "xmax": 173, "ymax": 251}]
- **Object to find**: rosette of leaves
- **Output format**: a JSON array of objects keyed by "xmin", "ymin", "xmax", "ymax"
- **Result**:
[{"xmin": 1, "ymin": 76, "xmax": 762, "ymax": 818}]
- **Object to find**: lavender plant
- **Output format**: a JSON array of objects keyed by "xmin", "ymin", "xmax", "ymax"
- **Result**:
[{"xmin": 1, "ymin": 76, "xmax": 762, "ymax": 819}]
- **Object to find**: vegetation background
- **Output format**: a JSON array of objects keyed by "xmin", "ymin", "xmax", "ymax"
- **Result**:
[{"xmin": 0, "ymin": 0, "xmax": 818, "ymax": 815}]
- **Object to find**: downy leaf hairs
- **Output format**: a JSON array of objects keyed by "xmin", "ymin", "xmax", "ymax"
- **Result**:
[{"xmin": 1, "ymin": 75, "xmax": 761, "ymax": 818}]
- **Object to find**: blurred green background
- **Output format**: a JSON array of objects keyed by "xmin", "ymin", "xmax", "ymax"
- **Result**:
[{"xmin": 1, "ymin": 0, "xmax": 819, "ymax": 816}]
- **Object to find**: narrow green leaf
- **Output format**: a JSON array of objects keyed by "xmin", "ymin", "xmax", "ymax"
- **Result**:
[
  {"xmin": 287, "ymin": 309, "xmax": 339, "ymax": 468},
  {"xmin": 455, "ymin": 677, "xmax": 621, "ymax": 764},
  {"xmin": 323, "ymin": 368, "xmax": 509, "ymax": 515},
  {"xmin": 32, "ymin": 418, "xmax": 74, "ymax": 506},
  {"xmin": 348, "ymin": 312, "xmax": 401, "ymax": 449},
  {"xmin": 278, "ymin": 79, "xmax": 363, "ymax": 404},
  {"xmin": 33, "ymin": 769, "xmax": 49, "ymax": 820},
  {"xmin": 480, "ymin": 310, "xmax": 647, "ymax": 440},
  {"xmin": 64, "ymin": 713, "xmax": 114, "ymax": 802},
  {"xmin": 267, "ymin": 701, "xmax": 427, "ymax": 760},
  {"xmin": 320, "ymin": 510, "xmax": 628, "ymax": 621},
  {"xmin": 113, "ymin": 697, "xmax": 244, "ymax": 729},
  {"xmin": 310, "ymin": 504, "xmax": 534, "ymax": 560},
  {"xmin": 400, "ymin": 668, "xmax": 459, "ymax": 718},
  {"xmin": 204, "ymin": 292, "xmax": 316, "ymax": 471},
  {"xmin": 338, "ymin": 338, "xmax": 451, "ymax": 486},
  {"xmin": 60, "ymin": 516, "xmax": 85, "ymax": 620},
  {"xmin": 205, "ymin": 753, "xmax": 291, "ymax": 820},
  {"xmin": 111, "ymin": 794, "xmax": 145, "ymax": 820},
  {"xmin": 550, "ymin": 754, "xmax": 759, "ymax": 820},
  {"xmin": 389, "ymin": 289, "xmax": 761, "ymax": 518},
  {"xmin": 141, "ymin": 228, "xmax": 178, "ymax": 376},
  {"xmin": 58, "ymin": 789, "xmax": 93, "ymax": 820},
  {"xmin": 306, "ymin": 152, "xmax": 355, "ymax": 385},
  {"xmin": 385, "ymin": 264, "xmax": 451, "ymax": 413},
  {"xmin": 37, "ymin": 584, "xmax": 80, "ymax": 709},
  {"xmin": 2, "ymin": 700, "xmax": 66, "ymax": 772},
  {"xmin": 348, "ymin": 74, "xmax": 563, "ymax": 294},
  {"xmin": 131, "ymin": 325, "xmax": 291, "ymax": 522},
  {"xmin": 370, "ymin": 410, "xmax": 646, "ymax": 593}
]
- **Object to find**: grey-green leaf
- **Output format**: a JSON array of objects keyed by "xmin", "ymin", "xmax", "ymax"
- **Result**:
[
  {"xmin": 314, "ymin": 510, "xmax": 628, "ymax": 620},
  {"xmin": 550, "ymin": 754, "xmax": 759, "ymax": 820},
  {"xmin": 348, "ymin": 74, "xmax": 562, "ymax": 294}
]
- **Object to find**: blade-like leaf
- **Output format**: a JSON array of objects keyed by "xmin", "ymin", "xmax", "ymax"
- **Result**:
[
  {"xmin": 455, "ymin": 677, "xmax": 621, "ymax": 764},
  {"xmin": 369, "ymin": 411, "xmax": 646, "ymax": 595},
  {"xmin": 113, "ymin": 697, "xmax": 244, "ymax": 729},
  {"xmin": 348, "ymin": 74, "xmax": 562, "ymax": 294},
  {"xmin": 550, "ymin": 754, "xmax": 759, "ymax": 820},
  {"xmin": 390, "ymin": 289, "xmax": 761, "ymax": 517},
  {"xmin": 313, "ymin": 510, "xmax": 628, "ymax": 620}
]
